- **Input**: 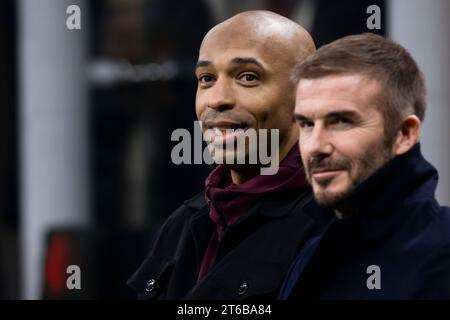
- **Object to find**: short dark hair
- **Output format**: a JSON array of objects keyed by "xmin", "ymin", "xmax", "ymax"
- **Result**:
[{"xmin": 295, "ymin": 33, "xmax": 426, "ymax": 142}]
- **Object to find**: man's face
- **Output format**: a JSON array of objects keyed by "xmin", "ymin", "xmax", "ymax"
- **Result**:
[
  {"xmin": 295, "ymin": 74, "xmax": 394, "ymax": 208},
  {"xmin": 195, "ymin": 30, "xmax": 296, "ymax": 165}
]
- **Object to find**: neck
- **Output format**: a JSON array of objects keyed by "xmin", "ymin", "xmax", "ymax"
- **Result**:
[
  {"xmin": 230, "ymin": 166, "xmax": 260, "ymax": 184},
  {"xmin": 229, "ymin": 133, "xmax": 298, "ymax": 184},
  {"xmin": 333, "ymin": 201, "xmax": 359, "ymax": 218}
]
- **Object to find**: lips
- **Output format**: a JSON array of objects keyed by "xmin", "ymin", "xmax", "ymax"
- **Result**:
[
  {"xmin": 207, "ymin": 127, "xmax": 251, "ymax": 146},
  {"xmin": 311, "ymin": 168, "xmax": 342, "ymax": 174},
  {"xmin": 203, "ymin": 120, "xmax": 249, "ymax": 131},
  {"xmin": 203, "ymin": 120, "xmax": 251, "ymax": 145},
  {"xmin": 310, "ymin": 167, "xmax": 345, "ymax": 184}
]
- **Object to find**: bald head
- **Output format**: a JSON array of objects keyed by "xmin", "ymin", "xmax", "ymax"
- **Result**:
[
  {"xmin": 200, "ymin": 10, "xmax": 315, "ymax": 70},
  {"xmin": 195, "ymin": 11, "xmax": 316, "ymax": 182}
]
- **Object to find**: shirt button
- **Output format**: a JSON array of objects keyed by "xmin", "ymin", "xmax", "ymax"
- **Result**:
[
  {"xmin": 145, "ymin": 279, "xmax": 156, "ymax": 292},
  {"xmin": 238, "ymin": 282, "xmax": 248, "ymax": 296}
]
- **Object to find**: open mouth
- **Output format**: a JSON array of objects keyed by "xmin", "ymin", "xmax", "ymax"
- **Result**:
[
  {"xmin": 204, "ymin": 120, "xmax": 249, "ymax": 130},
  {"xmin": 203, "ymin": 120, "xmax": 251, "ymax": 145}
]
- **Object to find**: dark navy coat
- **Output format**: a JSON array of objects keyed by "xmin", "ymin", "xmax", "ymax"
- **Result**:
[
  {"xmin": 128, "ymin": 189, "xmax": 332, "ymax": 300},
  {"xmin": 284, "ymin": 144, "xmax": 450, "ymax": 299}
]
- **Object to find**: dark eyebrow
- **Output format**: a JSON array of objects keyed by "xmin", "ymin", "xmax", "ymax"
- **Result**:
[
  {"xmin": 294, "ymin": 114, "xmax": 309, "ymax": 122},
  {"xmin": 326, "ymin": 111, "xmax": 360, "ymax": 119},
  {"xmin": 230, "ymin": 57, "xmax": 264, "ymax": 69},
  {"xmin": 294, "ymin": 110, "xmax": 360, "ymax": 122},
  {"xmin": 195, "ymin": 57, "xmax": 264, "ymax": 72},
  {"xmin": 195, "ymin": 60, "xmax": 211, "ymax": 71}
]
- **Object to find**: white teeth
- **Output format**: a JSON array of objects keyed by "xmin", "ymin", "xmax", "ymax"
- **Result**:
[
  {"xmin": 214, "ymin": 127, "xmax": 227, "ymax": 130},
  {"xmin": 212, "ymin": 126, "xmax": 245, "ymax": 131}
]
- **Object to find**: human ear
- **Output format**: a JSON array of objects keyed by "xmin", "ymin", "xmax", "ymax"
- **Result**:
[{"xmin": 392, "ymin": 115, "xmax": 421, "ymax": 156}]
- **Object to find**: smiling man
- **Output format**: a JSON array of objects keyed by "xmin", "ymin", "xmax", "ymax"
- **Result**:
[
  {"xmin": 296, "ymin": 74, "xmax": 393, "ymax": 211},
  {"xmin": 280, "ymin": 33, "xmax": 450, "ymax": 299},
  {"xmin": 195, "ymin": 12, "xmax": 310, "ymax": 179},
  {"xmin": 127, "ymin": 11, "xmax": 331, "ymax": 300}
]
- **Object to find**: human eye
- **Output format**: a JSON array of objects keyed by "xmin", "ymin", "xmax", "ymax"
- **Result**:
[
  {"xmin": 329, "ymin": 115, "xmax": 354, "ymax": 128},
  {"xmin": 197, "ymin": 74, "xmax": 216, "ymax": 88},
  {"xmin": 298, "ymin": 119, "xmax": 314, "ymax": 131},
  {"xmin": 198, "ymin": 74, "xmax": 214, "ymax": 83},
  {"xmin": 237, "ymin": 72, "xmax": 259, "ymax": 86}
]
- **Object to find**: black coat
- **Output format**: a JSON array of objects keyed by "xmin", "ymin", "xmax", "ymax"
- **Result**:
[
  {"xmin": 128, "ymin": 189, "xmax": 332, "ymax": 300},
  {"xmin": 285, "ymin": 144, "xmax": 450, "ymax": 299}
]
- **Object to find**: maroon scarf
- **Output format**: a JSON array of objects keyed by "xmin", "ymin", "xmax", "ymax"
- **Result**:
[{"xmin": 197, "ymin": 145, "xmax": 309, "ymax": 281}]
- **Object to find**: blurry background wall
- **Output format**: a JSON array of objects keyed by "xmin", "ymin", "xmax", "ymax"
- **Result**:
[
  {"xmin": 389, "ymin": 0, "xmax": 450, "ymax": 205},
  {"xmin": 0, "ymin": 0, "xmax": 19, "ymax": 300}
]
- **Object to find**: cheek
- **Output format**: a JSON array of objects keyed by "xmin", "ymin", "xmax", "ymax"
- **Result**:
[
  {"xmin": 324, "ymin": 173, "xmax": 351, "ymax": 191},
  {"xmin": 298, "ymin": 134, "xmax": 312, "ymax": 161},
  {"xmin": 195, "ymin": 97, "xmax": 205, "ymax": 119},
  {"xmin": 264, "ymin": 104, "xmax": 291, "ymax": 131},
  {"xmin": 334, "ymin": 136, "xmax": 386, "ymax": 180},
  {"xmin": 195, "ymin": 108, "xmax": 202, "ymax": 120},
  {"xmin": 244, "ymin": 106, "xmax": 269, "ymax": 129},
  {"xmin": 250, "ymin": 89, "xmax": 288, "ymax": 124},
  {"xmin": 300, "ymin": 152, "xmax": 309, "ymax": 170},
  {"xmin": 195, "ymin": 86, "xmax": 209, "ymax": 107},
  {"xmin": 332, "ymin": 131, "xmax": 374, "ymax": 160}
]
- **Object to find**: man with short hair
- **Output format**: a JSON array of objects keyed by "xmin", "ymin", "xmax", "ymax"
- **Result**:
[
  {"xmin": 128, "ymin": 10, "xmax": 330, "ymax": 300},
  {"xmin": 280, "ymin": 33, "xmax": 450, "ymax": 299}
]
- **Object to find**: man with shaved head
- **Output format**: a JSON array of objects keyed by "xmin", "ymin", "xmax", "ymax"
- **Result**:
[{"xmin": 128, "ymin": 10, "xmax": 330, "ymax": 300}]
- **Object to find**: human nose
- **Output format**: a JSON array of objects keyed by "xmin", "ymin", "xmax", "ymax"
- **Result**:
[
  {"xmin": 204, "ymin": 77, "xmax": 235, "ymax": 112},
  {"xmin": 302, "ymin": 123, "xmax": 333, "ymax": 160}
]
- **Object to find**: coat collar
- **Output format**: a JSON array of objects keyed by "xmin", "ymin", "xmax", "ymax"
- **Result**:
[
  {"xmin": 183, "ymin": 191, "xmax": 208, "ymax": 210},
  {"xmin": 346, "ymin": 143, "xmax": 438, "ymax": 217},
  {"xmin": 303, "ymin": 143, "xmax": 439, "ymax": 241},
  {"xmin": 186, "ymin": 187, "xmax": 313, "ymax": 226},
  {"xmin": 185, "ymin": 188, "xmax": 315, "ymax": 269}
]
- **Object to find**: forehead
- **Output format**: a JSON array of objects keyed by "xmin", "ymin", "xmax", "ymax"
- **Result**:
[
  {"xmin": 198, "ymin": 29, "xmax": 284, "ymax": 71},
  {"xmin": 296, "ymin": 74, "xmax": 381, "ymax": 115}
]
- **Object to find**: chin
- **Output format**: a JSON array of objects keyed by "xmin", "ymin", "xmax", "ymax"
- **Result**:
[
  {"xmin": 213, "ymin": 146, "xmax": 259, "ymax": 165},
  {"xmin": 313, "ymin": 186, "xmax": 352, "ymax": 209}
]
